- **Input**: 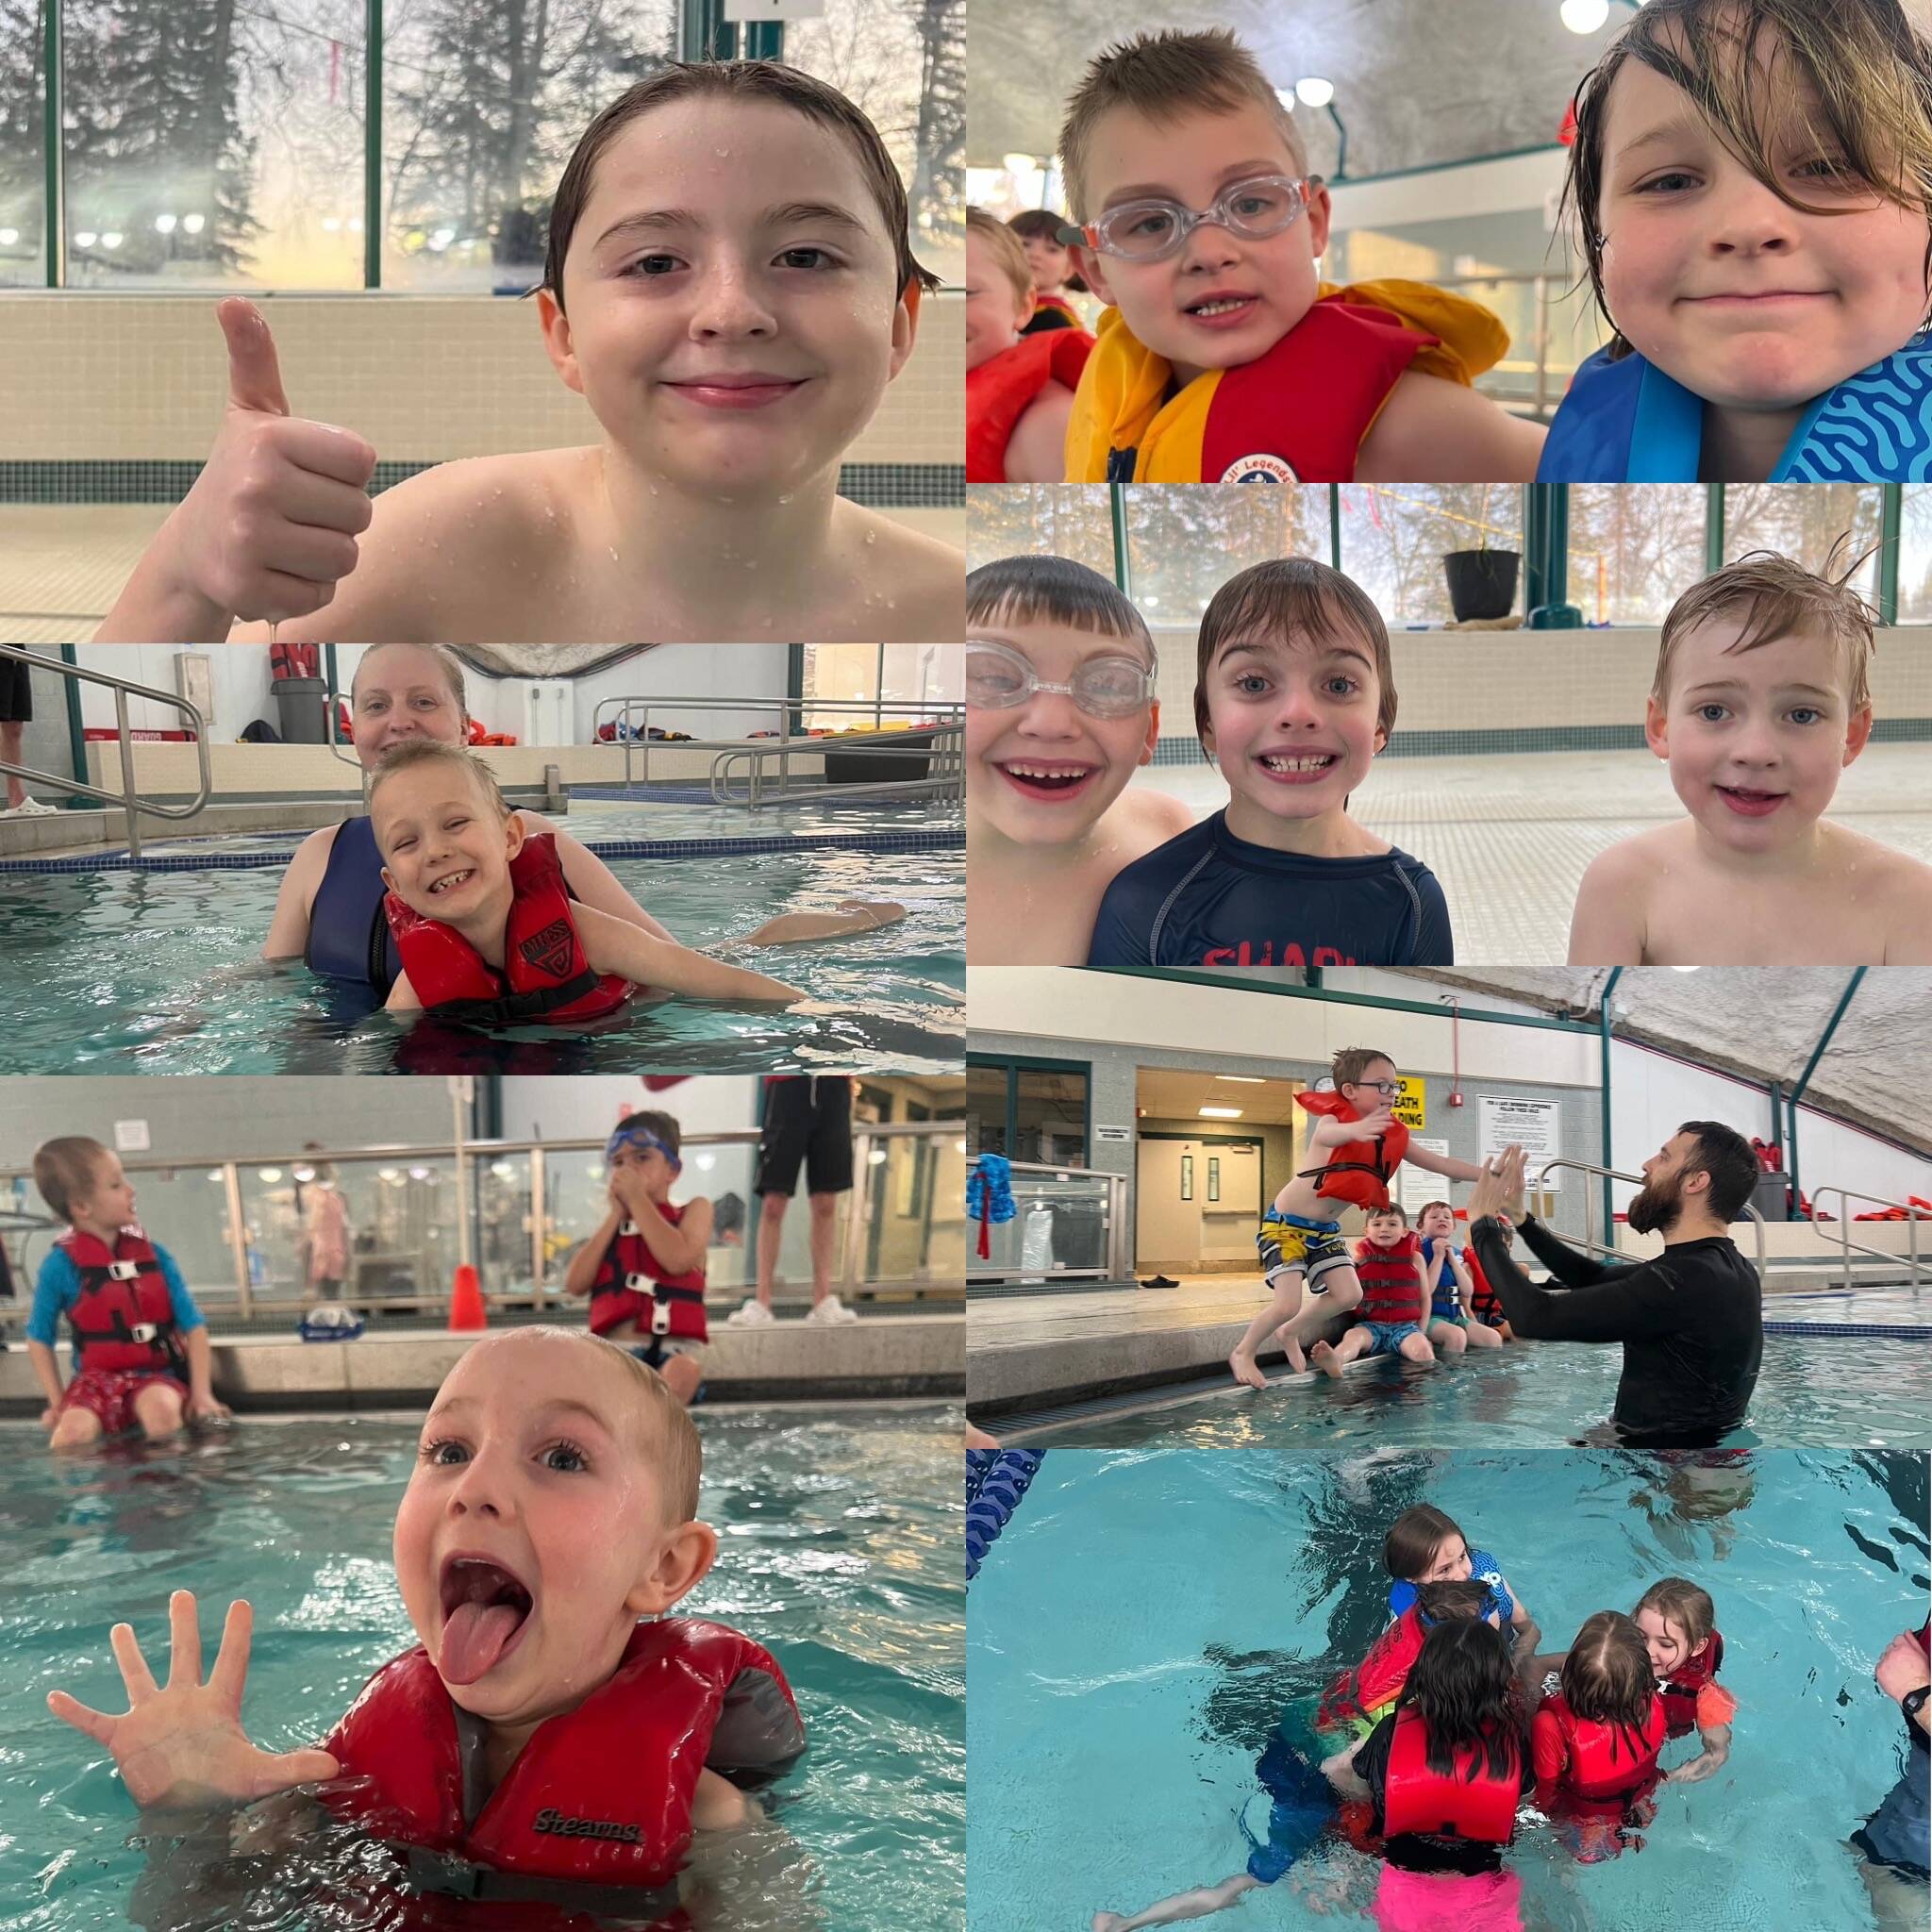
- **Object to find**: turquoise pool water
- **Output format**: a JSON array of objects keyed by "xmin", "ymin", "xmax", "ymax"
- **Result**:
[
  {"xmin": 1, "ymin": 1406, "xmax": 962, "ymax": 1931},
  {"xmin": 968, "ymin": 1445, "xmax": 1928, "ymax": 1931},
  {"xmin": 1008, "ymin": 1333, "xmax": 1932, "ymax": 1450},
  {"xmin": 0, "ymin": 844, "xmax": 962, "ymax": 1074}
]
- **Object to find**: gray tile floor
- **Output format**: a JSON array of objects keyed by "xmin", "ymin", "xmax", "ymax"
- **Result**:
[{"xmin": 1139, "ymin": 745, "xmax": 1932, "ymax": 963}]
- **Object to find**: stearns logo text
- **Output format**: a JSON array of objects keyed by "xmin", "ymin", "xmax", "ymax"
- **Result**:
[{"xmin": 531, "ymin": 1807, "xmax": 643, "ymax": 1843}]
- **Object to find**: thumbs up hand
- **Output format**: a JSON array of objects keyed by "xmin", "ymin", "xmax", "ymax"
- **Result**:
[{"xmin": 158, "ymin": 299, "xmax": 379, "ymax": 626}]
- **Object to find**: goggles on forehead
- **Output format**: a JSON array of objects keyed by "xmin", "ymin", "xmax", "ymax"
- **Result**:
[
  {"xmin": 966, "ymin": 640, "xmax": 1155, "ymax": 720},
  {"xmin": 1057, "ymin": 175, "xmax": 1319, "ymax": 264},
  {"xmin": 606, "ymin": 1122, "xmax": 681, "ymax": 1172}
]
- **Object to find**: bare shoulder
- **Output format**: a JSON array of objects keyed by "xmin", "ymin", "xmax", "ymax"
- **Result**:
[
  {"xmin": 1112, "ymin": 785, "xmax": 1196, "ymax": 857},
  {"xmin": 835, "ymin": 504, "xmax": 965, "ymax": 640},
  {"xmin": 1824, "ymin": 824, "xmax": 1932, "ymax": 961},
  {"xmin": 1580, "ymin": 823, "xmax": 1678, "ymax": 888},
  {"xmin": 1359, "ymin": 371, "xmax": 1545, "ymax": 484}
]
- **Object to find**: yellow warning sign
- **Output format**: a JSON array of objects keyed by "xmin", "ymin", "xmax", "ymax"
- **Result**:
[{"xmin": 1391, "ymin": 1078, "xmax": 1426, "ymax": 1129}]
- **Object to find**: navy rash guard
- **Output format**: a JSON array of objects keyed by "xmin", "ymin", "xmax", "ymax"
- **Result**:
[{"xmin": 1086, "ymin": 811, "xmax": 1454, "ymax": 968}]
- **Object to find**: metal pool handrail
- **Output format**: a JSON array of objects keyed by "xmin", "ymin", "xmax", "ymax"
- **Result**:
[
  {"xmin": 1807, "ymin": 1187, "xmax": 1926, "ymax": 1293},
  {"xmin": 969, "ymin": 1159, "xmax": 1128, "ymax": 1285},
  {"xmin": 591, "ymin": 693, "xmax": 965, "ymax": 791},
  {"xmin": 1533, "ymin": 1157, "xmax": 1768, "ymax": 1281},
  {"xmin": 710, "ymin": 722, "xmax": 965, "ymax": 808},
  {"xmin": 0, "ymin": 646, "xmax": 211, "ymax": 860}
]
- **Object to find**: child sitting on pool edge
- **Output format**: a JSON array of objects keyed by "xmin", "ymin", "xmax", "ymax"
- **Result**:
[
  {"xmin": 1568, "ymin": 548, "xmax": 1932, "ymax": 963},
  {"xmin": 1088, "ymin": 559, "xmax": 1455, "ymax": 969},
  {"xmin": 370, "ymin": 740, "xmax": 833, "ymax": 1020},
  {"xmin": 46, "ymin": 1327, "xmax": 807, "ymax": 1909},
  {"xmin": 1054, "ymin": 29, "xmax": 1544, "ymax": 482},
  {"xmin": 966, "ymin": 555, "xmax": 1193, "ymax": 963},
  {"xmin": 25, "ymin": 1137, "xmax": 233, "ymax": 1453},
  {"xmin": 563, "ymin": 1111, "xmax": 712, "ymax": 1407},
  {"xmin": 1416, "ymin": 1200, "xmax": 1505, "ymax": 1352},
  {"xmin": 1541, "ymin": 0, "xmax": 1932, "ymax": 483},
  {"xmin": 1310, "ymin": 1202, "xmax": 1434, "ymax": 1376},
  {"xmin": 95, "ymin": 62, "xmax": 961, "ymax": 645}
]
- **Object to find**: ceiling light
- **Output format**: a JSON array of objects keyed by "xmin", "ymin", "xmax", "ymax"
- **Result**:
[
  {"xmin": 1560, "ymin": 0, "xmax": 1610, "ymax": 32},
  {"xmin": 1294, "ymin": 76, "xmax": 1335, "ymax": 108},
  {"xmin": 1213, "ymin": 1075, "xmax": 1266, "ymax": 1083},
  {"xmin": 1199, "ymin": 1106, "xmax": 1243, "ymax": 1120}
]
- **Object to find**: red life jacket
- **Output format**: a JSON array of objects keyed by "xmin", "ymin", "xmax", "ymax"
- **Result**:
[
  {"xmin": 966, "ymin": 328, "xmax": 1094, "ymax": 482},
  {"xmin": 1294, "ymin": 1089, "xmax": 1410, "ymax": 1211},
  {"xmin": 386, "ymin": 834, "xmax": 633, "ymax": 1025},
  {"xmin": 1382, "ymin": 1707, "xmax": 1521, "ymax": 1844},
  {"xmin": 588, "ymin": 1199, "xmax": 708, "ymax": 1343},
  {"xmin": 321, "ymin": 1618, "xmax": 806, "ymax": 1895},
  {"xmin": 1032, "ymin": 292, "xmax": 1082, "ymax": 328},
  {"xmin": 1318, "ymin": 1605, "xmax": 1428, "ymax": 1734},
  {"xmin": 58, "ymin": 1227, "xmax": 186, "ymax": 1376},
  {"xmin": 1538, "ymin": 1691, "xmax": 1667, "ymax": 1802},
  {"xmin": 1354, "ymin": 1233, "xmax": 1424, "ymax": 1324},
  {"xmin": 1657, "ymin": 1628, "xmax": 1724, "ymax": 1739},
  {"xmin": 1465, "ymin": 1245, "xmax": 1504, "ymax": 1324}
]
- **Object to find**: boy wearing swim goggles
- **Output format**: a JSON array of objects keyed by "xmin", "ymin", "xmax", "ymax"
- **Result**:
[
  {"xmin": 1053, "ymin": 28, "xmax": 1545, "ymax": 483},
  {"xmin": 965, "ymin": 554, "xmax": 1192, "ymax": 964}
]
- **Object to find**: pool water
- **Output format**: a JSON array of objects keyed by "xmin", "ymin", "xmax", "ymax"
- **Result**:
[
  {"xmin": 968, "ymin": 1445, "xmax": 1928, "ymax": 1932},
  {"xmin": 0, "ymin": 845, "xmax": 962, "ymax": 1074},
  {"xmin": 0, "ymin": 1405, "xmax": 963, "ymax": 1932},
  {"xmin": 1008, "ymin": 1334, "xmax": 1932, "ymax": 1450}
]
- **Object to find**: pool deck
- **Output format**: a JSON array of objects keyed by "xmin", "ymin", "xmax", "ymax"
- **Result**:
[
  {"xmin": 0, "ymin": 1312, "xmax": 965, "ymax": 1412},
  {"xmin": 967, "ymin": 1268, "xmax": 1929, "ymax": 1418}
]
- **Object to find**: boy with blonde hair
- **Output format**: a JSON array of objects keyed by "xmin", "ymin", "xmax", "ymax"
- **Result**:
[
  {"xmin": 1569, "ymin": 548, "xmax": 1932, "ymax": 962},
  {"xmin": 1055, "ymin": 29, "xmax": 1544, "ymax": 483}
]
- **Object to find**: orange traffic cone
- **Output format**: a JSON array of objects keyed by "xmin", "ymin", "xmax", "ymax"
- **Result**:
[{"xmin": 449, "ymin": 1264, "xmax": 487, "ymax": 1332}]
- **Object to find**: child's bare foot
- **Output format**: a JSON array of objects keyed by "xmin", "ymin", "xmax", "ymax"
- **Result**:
[
  {"xmin": 1282, "ymin": 1336, "xmax": 1307, "ymax": 1374},
  {"xmin": 1310, "ymin": 1341, "xmax": 1345, "ymax": 1380},
  {"xmin": 1228, "ymin": 1347, "xmax": 1268, "ymax": 1391}
]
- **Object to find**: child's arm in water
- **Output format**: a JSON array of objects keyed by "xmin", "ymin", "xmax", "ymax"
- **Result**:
[
  {"xmin": 731, "ymin": 901, "xmax": 907, "ymax": 948},
  {"xmin": 1568, "ymin": 842, "xmax": 1649, "ymax": 966},
  {"xmin": 575, "ymin": 905, "xmax": 802, "ymax": 1004},
  {"xmin": 1356, "ymin": 371, "xmax": 1547, "ymax": 484},
  {"xmin": 691, "ymin": 1766, "xmax": 753, "ymax": 1831},
  {"xmin": 45, "ymin": 1591, "xmax": 341, "ymax": 1812},
  {"xmin": 1663, "ymin": 1722, "xmax": 1732, "ymax": 1783}
]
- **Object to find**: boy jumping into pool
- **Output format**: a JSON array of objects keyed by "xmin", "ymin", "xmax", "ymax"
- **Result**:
[
  {"xmin": 966, "ymin": 555, "xmax": 1192, "ymax": 964},
  {"xmin": 25, "ymin": 1138, "xmax": 233, "ymax": 1453},
  {"xmin": 1053, "ymin": 29, "xmax": 1545, "ymax": 482},
  {"xmin": 369, "ymin": 740, "xmax": 897, "ymax": 1021},
  {"xmin": 96, "ymin": 63, "xmax": 961, "ymax": 644},
  {"xmin": 563, "ymin": 1110, "xmax": 712, "ymax": 1406},
  {"xmin": 1228, "ymin": 1047, "xmax": 1487, "ymax": 1389},
  {"xmin": 1568, "ymin": 548, "xmax": 1932, "ymax": 963},
  {"xmin": 45, "ymin": 1327, "xmax": 808, "ymax": 1909}
]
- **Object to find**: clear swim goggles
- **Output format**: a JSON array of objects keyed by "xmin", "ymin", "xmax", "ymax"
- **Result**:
[
  {"xmin": 966, "ymin": 640, "xmax": 1156, "ymax": 720},
  {"xmin": 1056, "ymin": 175, "xmax": 1320, "ymax": 263}
]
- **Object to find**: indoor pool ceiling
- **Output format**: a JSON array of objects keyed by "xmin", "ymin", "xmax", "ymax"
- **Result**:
[
  {"xmin": 1394, "ymin": 969, "xmax": 1932, "ymax": 1157},
  {"xmin": 968, "ymin": 0, "xmax": 1626, "ymax": 177}
]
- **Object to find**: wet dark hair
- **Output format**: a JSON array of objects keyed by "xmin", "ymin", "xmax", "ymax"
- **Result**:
[
  {"xmin": 1674, "ymin": 1120, "xmax": 1761, "ymax": 1222},
  {"xmin": 1386, "ymin": 1505, "xmax": 1465, "ymax": 1583},
  {"xmin": 1193, "ymin": 558, "xmax": 1395, "ymax": 748},
  {"xmin": 967, "ymin": 554, "xmax": 1157, "ymax": 670},
  {"xmin": 1561, "ymin": 1610, "xmax": 1660, "ymax": 1740},
  {"xmin": 541, "ymin": 60, "xmax": 938, "ymax": 311},
  {"xmin": 1415, "ymin": 1577, "xmax": 1493, "ymax": 1624},
  {"xmin": 1562, "ymin": 0, "xmax": 1932, "ymax": 357},
  {"xmin": 1399, "ymin": 1616, "xmax": 1525, "ymax": 1784}
]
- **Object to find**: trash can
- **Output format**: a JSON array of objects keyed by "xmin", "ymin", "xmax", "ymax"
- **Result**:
[
  {"xmin": 1750, "ymin": 1172, "xmax": 1790, "ymax": 1221},
  {"xmin": 824, "ymin": 730, "xmax": 934, "ymax": 785},
  {"xmin": 272, "ymin": 676, "xmax": 328, "ymax": 744}
]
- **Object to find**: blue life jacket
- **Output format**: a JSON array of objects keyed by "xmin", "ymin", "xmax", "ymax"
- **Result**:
[
  {"xmin": 306, "ymin": 814, "xmax": 401, "ymax": 992},
  {"xmin": 1540, "ymin": 336, "xmax": 1932, "ymax": 482}
]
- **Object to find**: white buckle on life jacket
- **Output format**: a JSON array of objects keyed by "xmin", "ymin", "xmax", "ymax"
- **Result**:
[
  {"xmin": 129, "ymin": 1323, "xmax": 158, "ymax": 1343},
  {"xmin": 108, "ymin": 1260, "xmax": 142, "ymax": 1281},
  {"xmin": 651, "ymin": 1300, "xmax": 673, "ymax": 1336},
  {"xmin": 624, "ymin": 1272, "xmax": 652, "ymax": 1294},
  {"xmin": 620, "ymin": 1221, "xmax": 641, "ymax": 1237}
]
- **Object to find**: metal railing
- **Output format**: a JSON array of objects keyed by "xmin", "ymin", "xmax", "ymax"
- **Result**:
[
  {"xmin": 711, "ymin": 723, "xmax": 964, "ymax": 808},
  {"xmin": 0, "ymin": 1122, "xmax": 964, "ymax": 1324},
  {"xmin": 0, "ymin": 646, "xmax": 212, "ymax": 859},
  {"xmin": 967, "ymin": 1160, "xmax": 1127, "ymax": 1286},
  {"xmin": 1807, "ymin": 1188, "xmax": 1927, "ymax": 1293},
  {"xmin": 1534, "ymin": 1158, "xmax": 1768, "ymax": 1281},
  {"xmin": 1430, "ymin": 271, "xmax": 1608, "ymax": 421},
  {"xmin": 591, "ymin": 694, "xmax": 965, "ymax": 793}
]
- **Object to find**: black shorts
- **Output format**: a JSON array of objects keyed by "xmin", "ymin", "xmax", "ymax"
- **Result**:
[
  {"xmin": 755, "ymin": 1075, "xmax": 854, "ymax": 1197},
  {"xmin": 0, "ymin": 658, "xmax": 30, "ymax": 724}
]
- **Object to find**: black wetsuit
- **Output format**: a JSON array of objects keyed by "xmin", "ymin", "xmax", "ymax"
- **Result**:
[{"xmin": 1469, "ymin": 1215, "xmax": 1761, "ymax": 1447}]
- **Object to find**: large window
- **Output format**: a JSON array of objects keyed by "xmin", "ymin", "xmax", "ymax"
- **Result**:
[
  {"xmin": 1123, "ymin": 485, "xmax": 1332, "ymax": 631},
  {"xmin": 1336, "ymin": 484, "xmax": 1523, "ymax": 626},
  {"xmin": 1901, "ymin": 485, "xmax": 1932, "ymax": 623},
  {"xmin": 801, "ymin": 642, "xmax": 958, "ymax": 728},
  {"xmin": 1567, "ymin": 485, "xmax": 1709, "ymax": 625},
  {"xmin": 967, "ymin": 484, "xmax": 1116, "ymax": 580},
  {"xmin": 966, "ymin": 1058, "xmax": 1089, "ymax": 1168},
  {"xmin": 0, "ymin": 1, "xmax": 43, "ymax": 288},
  {"xmin": 1724, "ymin": 484, "xmax": 1882, "ymax": 600}
]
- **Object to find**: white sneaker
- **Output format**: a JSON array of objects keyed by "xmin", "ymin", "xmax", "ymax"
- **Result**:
[
  {"xmin": 807, "ymin": 1294, "xmax": 858, "ymax": 1325},
  {"xmin": 726, "ymin": 1298, "xmax": 775, "ymax": 1327},
  {"xmin": 1, "ymin": 797, "xmax": 55, "ymax": 818}
]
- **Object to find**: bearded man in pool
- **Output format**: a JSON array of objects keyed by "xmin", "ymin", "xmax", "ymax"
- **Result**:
[{"xmin": 1464, "ymin": 1124, "xmax": 1763, "ymax": 1448}]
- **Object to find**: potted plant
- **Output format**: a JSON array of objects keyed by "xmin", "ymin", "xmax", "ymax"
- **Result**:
[{"xmin": 1442, "ymin": 486, "xmax": 1522, "ymax": 622}]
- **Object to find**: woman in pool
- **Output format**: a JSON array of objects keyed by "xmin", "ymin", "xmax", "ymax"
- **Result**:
[
  {"xmin": 264, "ymin": 643, "xmax": 899, "ymax": 995},
  {"xmin": 95, "ymin": 62, "xmax": 962, "ymax": 646}
]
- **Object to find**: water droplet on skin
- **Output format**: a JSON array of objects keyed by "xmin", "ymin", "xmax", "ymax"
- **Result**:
[
  {"xmin": 608, "ymin": 547, "xmax": 619, "ymax": 562},
  {"xmin": 715, "ymin": 148, "xmax": 730, "ymax": 158},
  {"xmin": 864, "ymin": 529, "xmax": 876, "ymax": 545}
]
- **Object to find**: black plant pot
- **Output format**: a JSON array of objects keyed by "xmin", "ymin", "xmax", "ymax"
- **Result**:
[{"xmin": 1442, "ymin": 548, "xmax": 1521, "ymax": 623}]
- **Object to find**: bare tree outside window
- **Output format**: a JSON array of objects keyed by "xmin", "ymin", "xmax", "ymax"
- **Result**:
[{"xmin": 0, "ymin": 0, "xmax": 43, "ymax": 287}]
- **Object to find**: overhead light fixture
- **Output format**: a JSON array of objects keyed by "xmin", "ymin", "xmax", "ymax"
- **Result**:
[
  {"xmin": 1199, "ymin": 1106, "xmax": 1243, "ymax": 1120},
  {"xmin": 1294, "ymin": 76, "xmax": 1335, "ymax": 108},
  {"xmin": 1560, "ymin": 0, "xmax": 1610, "ymax": 32},
  {"xmin": 1003, "ymin": 151, "xmax": 1039, "ymax": 177},
  {"xmin": 1213, "ymin": 1075, "xmax": 1266, "ymax": 1084}
]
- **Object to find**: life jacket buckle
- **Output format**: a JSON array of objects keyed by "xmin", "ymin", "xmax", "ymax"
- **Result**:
[
  {"xmin": 129, "ymin": 1323, "xmax": 158, "ymax": 1343},
  {"xmin": 651, "ymin": 1301, "xmax": 673, "ymax": 1337},
  {"xmin": 620, "ymin": 1221, "xmax": 640, "ymax": 1237},
  {"xmin": 624, "ymin": 1272, "xmax": 651, "ymax": 1294},
  {"xmin": 108, "ymin": 1260, "xmax": 142, "ymax": 1281}
]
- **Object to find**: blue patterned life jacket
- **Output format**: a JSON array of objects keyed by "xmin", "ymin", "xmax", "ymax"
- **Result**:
[{"xmin": 1539, "ymin": 335, "xmax": 1932, "ymax": 482}]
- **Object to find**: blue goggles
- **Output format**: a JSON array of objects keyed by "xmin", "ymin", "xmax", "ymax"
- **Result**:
[{"xmin": 606, "ymin": 1122, "xmax": 681, "ymax": 1173}]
